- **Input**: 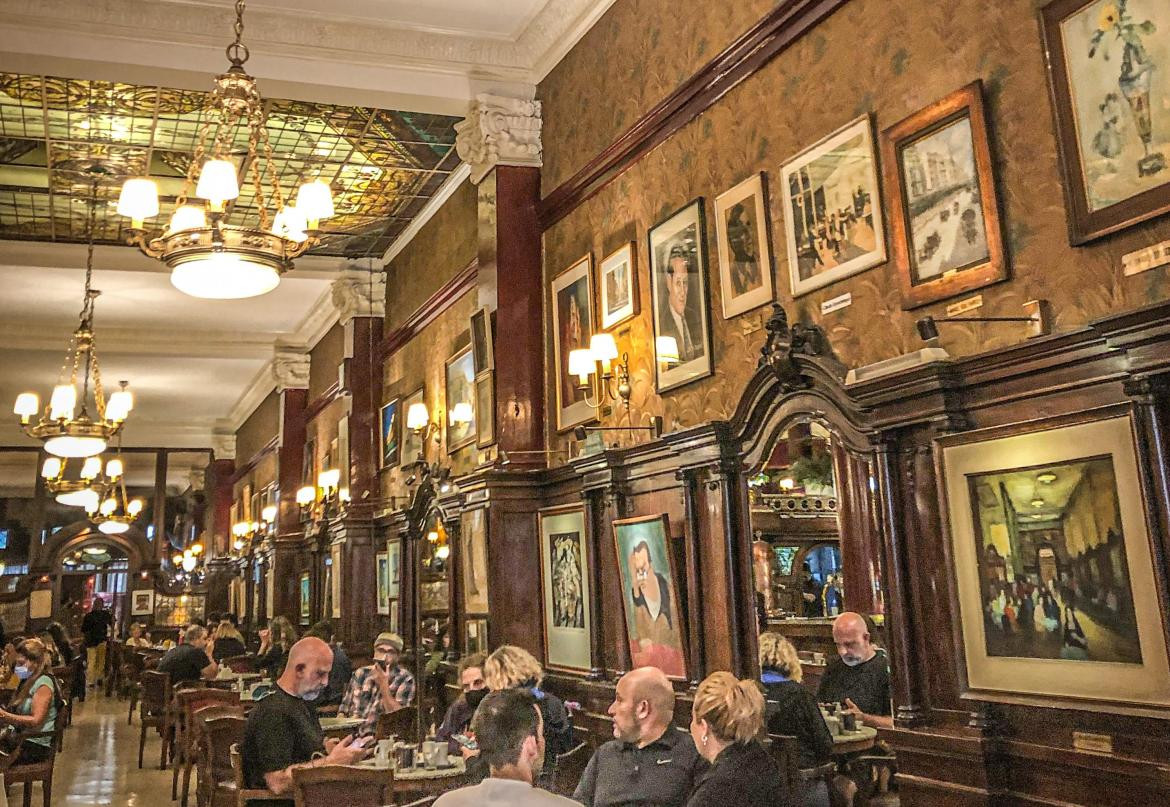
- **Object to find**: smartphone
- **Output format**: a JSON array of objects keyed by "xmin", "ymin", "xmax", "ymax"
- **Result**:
[{"xmin": 451, "ymin": 733, "xmax": 478, "ymax": 751}]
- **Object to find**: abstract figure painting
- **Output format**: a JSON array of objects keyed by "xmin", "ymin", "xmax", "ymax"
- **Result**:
[
  {"xmin": 938, "ymin": 413, "xmax": 1170, "ymax": 709},
  {"xmin": 1043, "ymin": 0, "xmax": 1170, "ymax": 242},
  {"xmin": 539, "ymin": 505, "xmax": 592, "ymax": 673},
  {"xmin": 612, "ymin": 514, "xmax": 687, "ymax": 679}
]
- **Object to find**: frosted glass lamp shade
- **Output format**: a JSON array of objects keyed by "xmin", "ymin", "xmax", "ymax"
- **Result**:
[
  {"xmin": 41, "ymin": 458, "xmax": 62, "ymax": 479},
  {"xmin": 318, "ymin": 468, "xmax": 341, "ymax": 492},
  {"xmin": 105, "ymin": 459, "xmax": 123, "ymax": 479},
  {"xmin": 195, "ymin": 159, "xmax": 240, "ymax": 205},
  {"xmin": 167, "ymin": 205, "xmax": 208, "ymax": 234},
  {"xmin": 44, "ymin": 435, "xmax": 106, "ymax": 458},
  {"xmin": 406, "ymin": 403, "xmax": 430, "ymax": 431},
  {"xmin": 80, "ymin": 456, "xmax": 102, "ymax": 479},
  {"xmin": 171, "ymin": 253, "xmax": 280, "ymax": 299},
  {"xmin": 271, "ymin": 206, "xmax": 308, "ymax": 243},
  {"xmin": 261, "ymin": 504, "xmax": 277, "ymax": 523},
  {"xmin": 100, "ymin": 498, "xmax": 117, "ymax": 516},
  {"xmin": 296, "ymin": 486, "xmax": 316, "ymax": 506},
  {"xmin": 99, "ymin": 520, "xmax": 129, "ymax": 535},
  {"xmin": 105, "ymin": 389, "xmax": 134, "ymax": 422},
  {"xmin": 49, "ymin": 385, "xmax": 76, "ymax": 421},
  {"xmin": 568, "ymin": 349, "xmax": 595, "ymax": 384},
  {"xmin": 295, "ymin": 180, "xmax": 334, "ymax": 226},
  {"xmin": 14, "ymin": 393, "xmax": 38, "ymax": 422},
  {"xmin": 589, "ymin": 333, "xmax": 619, "ymax": 366},
  {"xmin": 117, "ymin": 178, "xmax": 160, "ymax": 225},
  {"xmin": 127, "ymin": 499, "xmax": 143, "ymax": 517}
]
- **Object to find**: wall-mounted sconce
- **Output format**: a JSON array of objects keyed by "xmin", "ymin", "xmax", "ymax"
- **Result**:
[
  {"xmin": 916, "ymin": 300, "xmax": 1050, "ymax": 342},
  {"xmin": 656, "ymin": 336, "xmax": 681, "ymax": 367},
  {"xmin": 568, "ymin": 333, "xmax": 633, "ymax": 417},
  {"xmin": 406, "ymin": 401, "xmax": 441, "ymax": 466}
]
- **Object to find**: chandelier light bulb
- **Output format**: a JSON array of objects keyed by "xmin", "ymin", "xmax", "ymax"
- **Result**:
[
  {"xmin": 233, "ymin": 538, "xmax": 245, "ymax": 552},
  {"xmin": 14, "ymin": 393, "xmax": 38, "ymax": 423},
  {"xmin": 295, "ymin": 180, "xmax": 335, "ymax": 229},
  {"xmin": 105, "ymin": 458, "xmax": 123, "ymax": 479},
  {"xmin": 127, "ymin": 499, "xmax": 143, "ymax": 517},
  {"xmin": 80, "ymin": 456, "xmax": 102, "ymax": 479},
  {"xmin": 105, "ymin": 388, "xmax": 134, "ymax": 422},
  {"xmin": 190, "ymin": 542, "xmax": 204, "ymax": 556},
  {"xmin": 41, "ymin": 457, "xmax": 62, "ymax": 479},
  {"xmin": 49, "ymin": 384, "xmax": 77, "ymax": 421},
  {"xmin": 170, "ymin": 253, "xmax": 280, "ymax": 299},
  {"xmin": 83, "ymin": 492, "xmax": 100, "ymax": 515},
  {"xmin": 116, "ymin": 178, "xmax": 160, "ymax": 228},
  {"xmin": 167, "ymin": 205, "xmax": 208, "ymax": 235},
  {"xmin": 181, "ymin": 555, "xmax": 198, "ymax": 572},
  {"xmin": 195, "ymin": 159, "xmax": 240, "ymax": 209},
  {"xmin": 271, "ymin": 206, "xmax": 308, "ymax": 243},
  {"xmin": 100, "ymin": 497, "xmax": 117, "ymax": 516},
  {"xmin": 436, "ymin": 545, "xmax": 450, "ymax": 560}
]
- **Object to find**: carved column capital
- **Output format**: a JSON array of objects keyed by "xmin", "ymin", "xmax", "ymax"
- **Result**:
[
  {"xmin": 331, "ymin": 268, "xmax": 386, "ymax": 325},
  {"xmin": 272, "ymin": 349, "xmax": 310, "ymax": 392},
  {"xmin": 211, "ymin": 432, "xmax": 236, "ymax": 461},
  {"xmin": 455, "ymin": 93, "xmax": 543, "ymax": 185}
]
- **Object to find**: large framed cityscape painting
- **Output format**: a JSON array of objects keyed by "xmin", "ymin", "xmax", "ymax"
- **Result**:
[
  {"xmin": 938, "ymin": 412, "xmax": 1170, "ymax": 710},
  {"xmin": 648, "ymin": 200, "xmax": 713, "ymax": 393},
  {"xmin": 1042, "ymin": 0, "xmax": 1170, "ymax": 243},
  {"xmin": 882, "ymin": 81, "xmax": 1008, "ymax": 309},
  {"xmin": 612, "ymin": 514, "xmax": 688, "ymax": 680},
  {"xmin": 781, "ymin": 116, "xmax": 886, "ymax": 298},
  {"xmin": 538, "ymin": 505, "xmax": 592, "ymax": 673}
]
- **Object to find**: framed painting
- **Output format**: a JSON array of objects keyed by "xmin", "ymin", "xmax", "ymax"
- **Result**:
[
  {"xmin": 937, "ymin": 410, "xmax": 1170, "ymax": 711},
  {"xmin": 298, "ymin": 572, "xmax": 311, "ymax": 625},
  {"xmin": 612, "ymin": 514, "xmax": 688, "ymax": 679},
  {"xmin": 301, "ymin": 437, "xmax": 316, "ymax": 487},
  {"xmin": 781, "ymin": 116, "xmax": 886, "ymax": 297},
  {"xmin": 420, "ymin": 580, "xmax": 449, "ymax": 613},
  {"xmin": 131, "ymin": 589, "xmax": 154, "ymax": 617},
  {"xmin": 1042, "ymin": 0, "xmax": 1170, "ymax": 243},
  {"xmin": 471, "ymin": 306, "xmax": 494, "ymax": 373},
  {"xmin": 715, "ymin": 173, "xmax": 775, "ymax": 317},
  {"xmin": 599, "ymin": 243, "xmax": 638, "ymax": 329},
  {"xmin": 389, "ymin": 600, "xmax": 399, "ymax": 634},
  {"xmin": 400, "ymin": 387, "xmax": 425, "ymax": 468},
  {"xmin": 649, "ymin": 199, "xmax": 714, "ymax": 393},
  {"xmin": 466, "ymin": 617, "xmax": 488, "ymax": 655},
  {"xmin": 475, "ymin": 372, "xmax": 495, "ymax": 448},
  {"xmin": 376, "ymin": 551, "xmax": 390, "ymax": 614},
  {"xmin": 461, "ymin": 507, "xmax": 490, "ymax": 614},
  {"xmin": 551, "ymin": 255, "xmax": 596, "ymax": 431},
  {"xmin": 539, "ymin": 505, "xmax": 592, "ymax": 673},
  {"xmin": 330, "ymin": 542, "xmax": 342, "ymax": 618},
  {"xmin": 882, "ymin": 81, "xmax": 1009, "ymax": 309},
  {"xmin": 445, "ymin": 346, "xmax": 476, "ymax": 453},
  {"xmin": 379, "ymin": 398, "xmax": 400, "ymax": 469},
  {"xmin": 387, "ymin": 539, "xmax": 401, "ymax": 599}
]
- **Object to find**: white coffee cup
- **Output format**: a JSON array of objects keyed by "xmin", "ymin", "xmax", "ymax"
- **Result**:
[{"xmin": 375, "ymin": 739, "xmax": 393, "ymax": 766}]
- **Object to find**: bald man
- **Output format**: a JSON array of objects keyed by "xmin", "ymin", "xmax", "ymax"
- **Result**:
[
  {"xmin": 816, "ymin": 612, "xmax": 893, "ymax": 730},
  {"xmin": 241, "ymin": 637, "xmax": 371, "ymax": 806},
  {"xmin": 574, "ymin": 666, "xmax": 707, "ymax": 807}
]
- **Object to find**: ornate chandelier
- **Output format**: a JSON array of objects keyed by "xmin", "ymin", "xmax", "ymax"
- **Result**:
[
  {"xmin": 115, "ymin": 1, "xmax": 335, "ymax": 299},
  {"xmin": 13, "ymin": 182, "xmax": 134, "ymax": 458},
  {"xmin": 90, "ymin": 442, "xmax": 143, "ymax": 535},
  {"xmin": 41, "ymin": 454, "xmax": 123, "ymax": 510}
]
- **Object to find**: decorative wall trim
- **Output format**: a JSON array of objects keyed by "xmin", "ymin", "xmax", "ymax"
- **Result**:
[
  {"xmin": 378, "ymin": 259, "xmax": 479, "ymax": 361},
  {"xmin": 537, "ymin": 0, "xmax": 852, "ymax": 229},
  {"xmin": 231, "ymin": 435, "xmax": 279, "ymax": 485},
  {"xmin": 306, "ymin": 381, "xmax": 345, "ymax": 423},
  {"xmin": 381, "ymin": 164, "xmax": 472, "ymax": 265}
]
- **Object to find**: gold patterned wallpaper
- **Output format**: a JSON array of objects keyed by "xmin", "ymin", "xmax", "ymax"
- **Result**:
[{"xmin": 539, "ymin": 0, "xmax": 1170, "ymax": 451}]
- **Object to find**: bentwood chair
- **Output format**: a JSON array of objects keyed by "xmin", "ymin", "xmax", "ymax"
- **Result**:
[
  {"xmin": 138, "ymin": 670, "xmax": 172, "ymax": 769},
  {"xmin": 552, "ymin": 742, "xmax": 591, "ymax": 797},
  {"xmin": 375, "ymin": 706, "xmax": 417, "ymax": 743},
  {"xmin": 1, "ymin": 723, "xmax": 65, "ymax": 807},
  {"xmin": 221, "ymin": 655, "xmax": 258, "ymax": 674},
  {"xmin": 186, "ymin": 704, "xmax": 245, "ymax": 807},
  {"xmin": 291, "ymin": 765, "xmax": 394, "ymax": 807},
  {"xmin": 230, "ymin": 744, "xmax": 285, "ymax": 807},
  {"xmin": 196, "ymin": 712, "xmax": 246, "ymax": 807},
  {"xmin": 173, "ymin": 688, "xmax": 241, "ymax": 805},
  {"xmin": 124, "ymin": 651, "xmax": 148, "ymax": 723},
  {"xmin": 767, "ymin": 733, "xmax": 835, "ymax": 807}
]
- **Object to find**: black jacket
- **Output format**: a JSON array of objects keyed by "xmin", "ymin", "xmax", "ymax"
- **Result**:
[
  {"xmin": 763, "ymin": 677, "xmax": 833, "ymax": 768},
  {"xmin": 684, "ymin": 741, "xmax": 788, "ymax": 807}
]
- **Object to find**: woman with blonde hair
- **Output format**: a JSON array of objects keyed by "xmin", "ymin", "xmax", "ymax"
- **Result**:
[
  {"xmin": 0, "ymin": 639, "xmax": 61, "ymax": 762},
  {"xmin": 686, "ymin": 671, "xmax": 785, "ymax": 807},
  {"xmin": 210, "ymin": 619, "xmax": 247, "ymax": 662},
  {"xmin": 482, "ymin": 645, "xmax": 573, "ymax": 787},
  {"xmin": 125, "ymin": 622, "xmax": 152, "ymax": 649},
  {"xmin": 256, "ymin": 616, "xmax": 298, "ymax": 678}
]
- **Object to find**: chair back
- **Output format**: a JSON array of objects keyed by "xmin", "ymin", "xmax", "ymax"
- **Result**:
[
  {"xmin": 552, "ymin": 742, "xmax": 592, "ymax": 797},
  {"xmin": 200, "ymin": 713, "xmax": 246, "ymax": 794},
  {"xmin": 177, "ymin": 687, "xmax": 240, "ymax": 733},
  {"xmin": 375, "ymin": 706, "xmax": 417, "ymax": 742},
  {"xmin": 230, "ymin": 743, "xmax": 245, "ymax": 790},
  {"xmin": 141, "ymin": 670, "xmax": 172, "ymax": 714},
  {"xmin": 223, "ymin": 655, "xmax": 257, "ymax": 673},
  {"xmin": 291, "ymin": 765, "xmax": 393, "ymax": 807},
  {"xmin": 766, "ymin": 733, "xmax": 802, "ymax": 795}
]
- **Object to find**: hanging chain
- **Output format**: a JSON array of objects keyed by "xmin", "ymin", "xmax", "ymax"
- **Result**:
[{"xmin": 226, "ymin": 1, "xmax": 250, "ymax": 68}]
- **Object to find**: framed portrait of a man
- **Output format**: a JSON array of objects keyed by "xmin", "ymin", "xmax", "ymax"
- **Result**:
[
  {"xmin": 612, "ymin": 513, "xmax": 687, "ymax": 679},
  {"xmin": 551, "ymin": 255, "xmax": 596, "ymax": 430},
  {"xmin": 539, "ymin": 505, "xmax": 592, "ymax": 673},
  {"xmin": 131, "ymin": 589, "xmax": 154, "ymax": 617},
  {"xmin": 649, "ymin": 200, "xmax": 713, "ymax": 393},
  {"xmin": 715, "ymin": 174, "xmax": 775, "ymax": 317}
]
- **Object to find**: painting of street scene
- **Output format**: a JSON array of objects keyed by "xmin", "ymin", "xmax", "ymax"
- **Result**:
[
  {"xmin": 900, "ymin": 115, "xmax": 990, "ymax": 283},
  {"xmin": 968, "ymin": 455, "xmax": 1142, "ymax": 665}
]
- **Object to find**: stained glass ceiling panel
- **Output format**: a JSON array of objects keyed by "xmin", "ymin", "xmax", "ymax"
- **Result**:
[{"xmin": 0, "ymin": 73, "xmax": 462, "ymax": 258}]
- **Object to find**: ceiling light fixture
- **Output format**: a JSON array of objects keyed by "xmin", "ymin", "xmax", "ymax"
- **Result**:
[
  {"xmin": 115, "ymin": 0, "xmax": 335, "ymax": 299},
  {"xmin": 41, "ymin": 454, "xmax": 123, "ymax": 509},
  {"xmin": 13, "ymin": 178, "xmax": 134, "ymax": 457},
  {"xmin": 91, "ymin": 438, "xmax": 144, "ymax": 535}
]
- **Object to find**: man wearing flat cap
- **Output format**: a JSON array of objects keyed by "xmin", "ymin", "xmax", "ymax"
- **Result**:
[
  {"xmin": 339, "ymin": 631, "xmax": 415, "ymax": 736},
  {"xmin": 659, "ymin": 242, "xmax": 705, "ymax": 362}
]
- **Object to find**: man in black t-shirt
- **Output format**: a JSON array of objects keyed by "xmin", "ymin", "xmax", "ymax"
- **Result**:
[
  {"xmin": 816, "ymin": 612, "xmax": 893, "ymax": 730},
  {"xmin": 158, "ymin": 624, "xmax": 219, "ymax": 685},
  {"xmin": 81, "ymin": 597, "xmax": 114, "ymax": 688},
  {"xmin": 241, "ymin": 637, "xmax": 369, "ymax": 806}
]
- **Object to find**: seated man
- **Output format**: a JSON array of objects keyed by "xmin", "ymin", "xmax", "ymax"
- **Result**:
[
  {"xmin": 241, "ymin": 637, "xmax": 369, "ymax": 807},
  {"xmin": 436, "ymin": 651, "xmax": 488, "ymax": 753},
  {"xmin": 575, "ymin": 666, "xmax": 706, "ymax": 807},
  {"xmin": 339, "ymin": 631, "xmax": 414, "ymax": 736},
  {"xmin": 158, "ymin": 624, "xmax": 219, "ymax": 685},
  {"xmin": 433, "ymin": 689, "xmax": 579, "ymax": 807},
  {"xmin": 815, "ymin": 612, "xmax": 893, "ymax": 730}
]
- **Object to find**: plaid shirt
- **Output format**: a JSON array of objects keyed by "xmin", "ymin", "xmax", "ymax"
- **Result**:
[{"xmin": 339, "ymin": 663, "xmax": 415, "ymax": 736}]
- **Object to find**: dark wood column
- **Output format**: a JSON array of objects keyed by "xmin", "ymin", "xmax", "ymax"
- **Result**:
[
  {"xmin": 581, "ymin": 487, "xmax": 608, "ymax": 681},
  {"xmin": 152, "ymin": 451, "xmax": 168, "ymax": 564}
]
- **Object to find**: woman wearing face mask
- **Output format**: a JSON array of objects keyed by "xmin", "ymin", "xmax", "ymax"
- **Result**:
[{"xmin": 0, "ymin": 639, "xmax": 61, "ymax": 763}]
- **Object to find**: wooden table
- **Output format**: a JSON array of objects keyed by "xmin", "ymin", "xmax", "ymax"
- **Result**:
[
  {"xmin": 829, "ymin": 724, "xmax": 878, "ymax": 755},
  {"xmin": 319, "ymin": 716, "xmax": 365, "ymax": 738},
  {"xmin": 361, "ymin": 756, "xmax": 467, "ymax": 799}
]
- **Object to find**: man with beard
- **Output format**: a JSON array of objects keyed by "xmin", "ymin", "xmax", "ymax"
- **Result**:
[
  {"xmin": 434, "ymin": 689, "xmax": 580, "ymax": 806},
  {"xmin": 241, "ymin": 637, "xmax": 371, "ymax": 806},
  {"xmin": 815, "ymin": 612, "xmax": 892, "ymax": 730}
]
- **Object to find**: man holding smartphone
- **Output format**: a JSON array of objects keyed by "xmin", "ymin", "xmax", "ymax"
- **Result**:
[{"xmin": 339, "ymin": 632, "xmax": 415, "ymax": 736}]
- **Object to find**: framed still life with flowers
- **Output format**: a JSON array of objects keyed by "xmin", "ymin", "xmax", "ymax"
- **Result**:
[{"xmin": 1042, "ymin": 0, "xmax": 1170, "ymax": 243}]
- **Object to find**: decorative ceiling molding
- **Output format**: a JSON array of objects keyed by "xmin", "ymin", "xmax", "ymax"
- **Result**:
[
  {"xmin": 273, "ymin": 349, "xmax": 311, "ymax": 392},
  {"xmin": 332, "ymin": 267, "xmax": 387, "ymax": 325},
  {"xmin": 455, "ymin": 94, "xmax": 543, "ymax": 185},
  {"xmin": 210, "ymin": 432, "xmax": 236, "ymax": 461}
]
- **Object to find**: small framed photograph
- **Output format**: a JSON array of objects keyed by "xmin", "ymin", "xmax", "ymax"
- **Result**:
[
  {"xmin": 378, "ymin": 398, "xmax": 400, "ymax": 470},
  {"xmin": 882, "ymin": 80, "xmax": 1009, "ymax": 309},
  {"xmin": 781, "ymin": 116, "xmax": 886, "ymax": 297},
  {"xmin": 475, "ymin": 371, "xmax": 495, "ymax": 448},
  {"xmin": 445, "ymin": 346, "xmax": 477, "ymax": 453},
  {"xmin": 598, "ymin": 243, "xmax": 638, "ymax": 329},
  {"xmin": 551, "ymin": 255, "xmax": 596, "ymax": 430},
  {"xmin": 470, "ymin": 306, "xmax": 494, "ymax": 373},
  {"xmin": 376, "ymin": 551, "xmax": 390, "ymax": 614},
  {"xmin": 465, "ymin": 617, "xmax": 489, "ymax": 655},
  {"xmin": 400, "ymin": 387, "xmax": 425, "ymax": 468},
  {"xmin": 1041, "ymin": 0, "xmax": 1170, "ymax": 243},
  {"xmin": 649, "ymin": 199, "xmax": 713, "ymax": 393},
  {"xmin": 715, "ymin": 173, "xmax": 775, "ymax": 317},
  {"xmin": 131, "ymin": 590, "xmax": 154, "ymax": 617}
]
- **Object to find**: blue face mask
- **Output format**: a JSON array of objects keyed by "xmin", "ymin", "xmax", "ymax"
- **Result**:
[{"xmin": 13, "ymin": 666, "xmax": 31, "ymax": 681}]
